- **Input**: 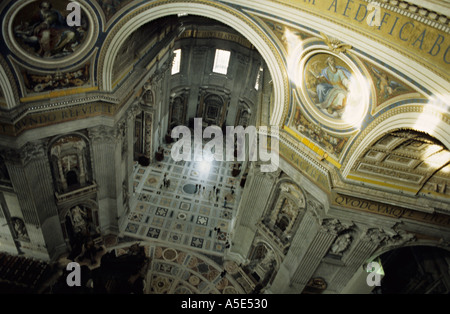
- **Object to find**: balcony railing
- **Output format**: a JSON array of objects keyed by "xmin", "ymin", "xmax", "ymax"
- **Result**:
[{"xmin": 55, "ymin": 182, "xmax": 97, "ymax": 204}]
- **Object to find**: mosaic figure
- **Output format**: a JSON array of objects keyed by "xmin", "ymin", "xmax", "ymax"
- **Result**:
[
  {"xmin": 307, "ymin": 56, "xmax": 352, "ymax": 118},
  {"xmin": 13, "ymin": 1, "xmax": 88, "ymax": 58}
]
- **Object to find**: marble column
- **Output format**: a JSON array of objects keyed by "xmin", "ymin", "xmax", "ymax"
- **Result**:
[{"xmin": 229, "ymin": 162, "xmax": 280, "ymax": 263}]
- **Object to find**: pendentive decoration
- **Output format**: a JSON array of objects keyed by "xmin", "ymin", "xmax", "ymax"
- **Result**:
[
  {"xmin": 290, "ymin": 31, "xmax": 370, "ymax": 132},
  {"xmin": 5, "ymin": 0, "xmax": 98, "ymax": 68},
  {"xmin": 299, "ymin": 50, "xmax": 369, "ymax": 128}
]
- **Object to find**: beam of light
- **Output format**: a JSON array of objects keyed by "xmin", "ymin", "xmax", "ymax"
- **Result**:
[
  {"xmin": 340, "ymin": 75, "xmax": 371, "ymax": 128},
  {"xmin": 424, "ymin": 150, "xmax": 450, "ymax": 167},
  {"xmin": 441, "ymin": 164, "xmax": 450, "ymax": 174},
  {"xmin": 413, "ymin": 96, "xmax": 449, "ymax": 137},
  {"xmin": 283, "ymin": 28, "xmax": 304, "ymax": 88},
  {"xmin": 199, "ymin": 160, "xmax": 211, "ymax": 174},
  {"xmin": 199, "ymin": 150, "xmax": 212, "ymax": 174}
]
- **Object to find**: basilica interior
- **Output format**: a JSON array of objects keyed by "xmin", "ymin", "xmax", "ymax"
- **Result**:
[{"xmin": 0, "ymin": 0, "xmax": 449, "ymax": 295}]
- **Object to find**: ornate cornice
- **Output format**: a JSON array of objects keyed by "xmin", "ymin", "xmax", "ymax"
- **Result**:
[{"xmin": 377, "ymin": 0, "xmax": 450, "ymax": 30}]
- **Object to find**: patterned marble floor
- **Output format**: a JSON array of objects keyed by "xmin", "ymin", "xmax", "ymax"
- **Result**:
[
  {"xmin": 120, "ymin": 141, "xmax": 244, "ymax": 256},
  {"xmin": 134, "ymin": 244, "xmax": 246, "ymax": 294}
]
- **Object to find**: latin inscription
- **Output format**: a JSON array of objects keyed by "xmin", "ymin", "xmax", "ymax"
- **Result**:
[
  {"xmin": 0, "ymin": 103, "xmax": 114, "ymax": 136},
  {"xmin": 334, "ymin": 193, "xmax": 450, "ymax": 227},
  {"xmin": 278, "ymin": 0, "xmax": 450, "ymax": 75}
]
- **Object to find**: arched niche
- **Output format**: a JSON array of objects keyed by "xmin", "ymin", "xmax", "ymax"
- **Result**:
[
  {"xmin": 371, "ymin": 244, "xmax": 450, "ymax": 294},
  {"xmin": 201, "ymin": 93, "xmax": 228, "ymax": 127},
  {"xmin": 11, "ymin": 217, "xmax": 29, "ymax": 242},
  {"xmin": 48, "ymin": 134, "xmax": 92, "ymax": 193},
  {"xmin": 235, "ymin": 100, "xmax": 253, "ymax": 127},
  {"xmin": 244, "ymin": 240, "xmax": 279, "ymax": 289},
  {"xmin": 60, "ymin": 202, "xmax": 100, "ymax": 259},
  {"xmin": 169, "ymin": 91, "xmax": 188, "ymax": 130},
  {"xmin": 263, "ymin": 180, "xmax": 306, "ymax": 245}
]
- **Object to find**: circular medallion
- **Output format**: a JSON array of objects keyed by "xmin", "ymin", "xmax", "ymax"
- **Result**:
[
  {"xmin": 6, "ymin": 0, "xmax": 98, "ymax": 68},
  {"xmin": 162, "ymin": 248, "xmax": 178, "ymax": 261},
  {"xmin": 223, "ymin": 260, "xmax": 239, "ymax": 275},
  {"xmin": 187, "ymin": 256, "xmax": 198, "ymax": 268},
  {"xmin": 177, "ymin": 212, "xmax": 187, "ymax": 220},
  {"xmin": 188, "ymin": 275, "xmax": 200, "ymax": 286},
  {"xmin": 296, "ymin": 50, "xmax": 370, "ymax": 130}
]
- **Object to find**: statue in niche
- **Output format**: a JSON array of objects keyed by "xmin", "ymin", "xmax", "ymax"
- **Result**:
[
  {"xmin": 259, "ymin": 248, "xmax": 275, "ymax": 272},
  {"xmin": 71, "ymin": 205, "xmax": 87, "ymax": 233},
  {"xmin": 273, "ymin": 197, "xmax": 296, "ymax": 235},
  {"xmin": 329, "ymin": 233, "xmax": 352, "ymax": 255},
  {"xmin": 12, "ymin": 217, "xmax": 29, "ymax": 242},
  {"xmin": 246, "ymin": 243, "xmax": 276, "ymax": 284},
  {"xmin": 143, "ymin": 90, "xmax": 153, "ymax": 106},
  {"xmin": 238, "ymin": 110, "xmax": 250, "ymax": 127}
]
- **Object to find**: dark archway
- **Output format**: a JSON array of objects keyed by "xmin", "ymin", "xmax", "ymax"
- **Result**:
[
  {"xmin": 66, "ymin": 170, "xmax": 79, "ymax": 187},
  {"xmin": 375, "ymin": 245, "xmax": 450, "ymax": 294}
]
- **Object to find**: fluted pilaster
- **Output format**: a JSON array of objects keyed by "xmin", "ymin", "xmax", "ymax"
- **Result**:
[
  {"xmin": 328, "ymin": 232, "xmax": 379, "ymax": 292},
  {"xmin": 290, "ymin": 224, "xmax": 337, "ymax": 288},
  {"xmin": 229, "ymin": 163, "xmax": 280, "ymax": 261},
  {"xmin": 89, "ymin": 125, "xmax": 119, "ymax": 233},
  {"xmin": 2, "ymin": 141, "xmax": 62, "ymax": 259}
]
